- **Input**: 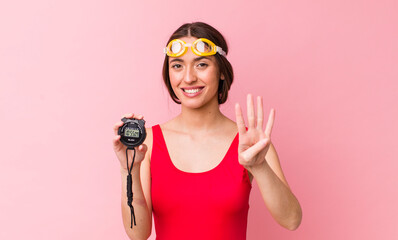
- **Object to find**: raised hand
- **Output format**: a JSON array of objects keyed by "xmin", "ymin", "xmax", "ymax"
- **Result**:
[
  {"xmin": 235, "ymin": 94, "xmax": 275, "ymax": 171},
  {"xmin": 113, "ymin": 113, "xmax": 148, "ymax": 170}
]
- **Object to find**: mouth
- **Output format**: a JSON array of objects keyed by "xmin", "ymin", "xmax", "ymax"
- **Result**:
[
  {"xmin": 181, "ymin": 86, "xmax": 205, "ymax": 97},
  {"xmin": 181, "ymin": 87, "xmax": 204, "ymax": 94}
]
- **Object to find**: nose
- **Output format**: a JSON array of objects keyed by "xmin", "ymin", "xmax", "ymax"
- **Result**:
[{"xmin": 183, "ymin": 65, "xmax": 197, "ymax": 84}]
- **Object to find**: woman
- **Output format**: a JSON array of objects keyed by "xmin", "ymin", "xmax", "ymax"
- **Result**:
[{"xmin": 113, "ymin": 22, "xmax": 302, "ymax": 240}]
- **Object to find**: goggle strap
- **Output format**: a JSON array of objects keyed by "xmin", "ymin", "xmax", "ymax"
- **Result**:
[{"xmin": 216, "ymin": 46, "xmax": 226, "ymax": 56}]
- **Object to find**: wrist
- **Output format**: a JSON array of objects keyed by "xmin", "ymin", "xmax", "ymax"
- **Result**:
[
  {"xmin": 246, "ymin": 160, "xmax": 269, "ymax": 177},
  {"xmin": 120, "ymin": 163, "xmax": 141, "ymax": 174},
  {"xmin": 120, "ymin": 167, "xmax": 129, "ymax": 175}
]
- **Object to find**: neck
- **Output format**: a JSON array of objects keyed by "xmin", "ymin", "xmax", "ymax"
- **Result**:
[{"xmin": 175, "ymin": 98, "xmax": 226, "ymax": 135}]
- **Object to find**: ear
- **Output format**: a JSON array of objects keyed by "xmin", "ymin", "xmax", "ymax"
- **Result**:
[{"xmin": 220, "ymin": 73, "xmax": 225, "ymax": 80}]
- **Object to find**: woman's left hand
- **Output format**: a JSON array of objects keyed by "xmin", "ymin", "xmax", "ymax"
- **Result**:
[{"xmin": 235, "ymin": 94, "xmax": 275, "ymax": 171}]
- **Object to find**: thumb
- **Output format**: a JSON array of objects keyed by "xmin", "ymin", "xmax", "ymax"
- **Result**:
[
  {"xmin": 137, "ymin": 144, "xmax": 147, "ymax": 153},
  {"xmin": 240, "ymin": 138, "xmax": 269, "ymax": 162},
  {"xmin": 134, "ymin": 144, "xmax": 148, "ymax": 161}
]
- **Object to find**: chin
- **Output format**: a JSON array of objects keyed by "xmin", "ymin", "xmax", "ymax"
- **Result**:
[
  {"xmin": 180, "ymin": 100, "xmax": 206, "ymax": 109},
  {"xmin": 180, "ymin": 97, "xmax": 219, "ymax": 110}
]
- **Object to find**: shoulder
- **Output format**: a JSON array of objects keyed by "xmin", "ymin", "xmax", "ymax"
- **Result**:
[
  {"xmin": 220, "ymin": 117, "xmax": 238, "ymax": 140},
  {"xmin": 159, "ymin": 119, "xmax": 177, "ymax": 132},
  {"xmin": 144, "ymin": 126, "xmax": 153, "ymax": 143}
]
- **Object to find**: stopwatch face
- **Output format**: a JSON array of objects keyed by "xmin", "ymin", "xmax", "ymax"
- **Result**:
[
  {"xmin": 124, "ymin": 127, "xmax": 140, "ymax": 138},
  {"xmin": 118, "ymin": 120, "xmax": 146, "ymax": 147}
]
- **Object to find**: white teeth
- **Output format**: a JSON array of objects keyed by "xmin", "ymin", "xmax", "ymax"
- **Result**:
[{"xmin": 183, "ymin": 88, "xmax": 201, "ymax": 93}]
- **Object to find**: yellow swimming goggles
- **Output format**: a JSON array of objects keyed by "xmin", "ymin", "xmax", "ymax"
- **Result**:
[{"xmin": 164, "ymin": 38, "xmax": 226, "ymax": 57}]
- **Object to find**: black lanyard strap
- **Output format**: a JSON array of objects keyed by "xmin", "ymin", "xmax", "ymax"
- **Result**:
[{"xmin": 126, "ymin": 147, "xmax": 136, "ymax": 228}]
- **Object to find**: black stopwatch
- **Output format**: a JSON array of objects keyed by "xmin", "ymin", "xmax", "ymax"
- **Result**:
[
  {"xmin": 118, "ymin": 117, "xmax": 146, "ymax": 148},
  {"xmin": 117, "ymin": 117, "xmax": 147, "ymax": 229}
]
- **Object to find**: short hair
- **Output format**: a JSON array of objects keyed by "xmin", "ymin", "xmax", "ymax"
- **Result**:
[{"xmin": 162, "ymin": 22, "xmax": 234, "ymax": 104}]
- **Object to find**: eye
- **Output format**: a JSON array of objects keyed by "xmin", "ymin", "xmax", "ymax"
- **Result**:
[
  {"xmin": 197, "ymin": 62, "xmax": 208, "ymax": 68},
  {"xmin": 171, "ymin": 64, "xmax": 182, "ymax": 69}
]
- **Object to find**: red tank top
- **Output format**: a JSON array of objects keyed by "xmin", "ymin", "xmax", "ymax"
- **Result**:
[{"xmin": 151, "ymin": 124, "xmax": 252, "ymax": 240}]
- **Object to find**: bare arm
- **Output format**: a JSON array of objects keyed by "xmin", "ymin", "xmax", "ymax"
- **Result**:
[
  {"xmin": 113, "ymin": 114, "xmax": 153, "ymax": 240},
  {"xmin": 120, "ymin": 164, "xmax": 152, "ymax": 239},
  {"xmin": 248, "ymin": 142, "xmax": 302, "ymax": 230},
  {"xmin": 235, "ymin": 95, "xmax": 302, "ymax": 230}
]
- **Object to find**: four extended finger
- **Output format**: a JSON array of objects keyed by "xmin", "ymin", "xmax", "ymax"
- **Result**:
[
  {"xmin": 257, "ymin": 96, "xmax": 264, "ymax": 130},
  {"xmin": 235, "ymin": 103, "xmax": 246, "ymax": 136},
  {"xmin": 264, "ymin": 108, "xmax": 275, "ymax": 137},
  {"xmin": 247, "ymin": 94, "xmax": 255, "ymax": 129}
]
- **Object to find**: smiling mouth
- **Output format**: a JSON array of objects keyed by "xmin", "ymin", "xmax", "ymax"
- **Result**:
[{"xmin": 182, "ymin": 87, "xmax": 204, "ymax": 94}]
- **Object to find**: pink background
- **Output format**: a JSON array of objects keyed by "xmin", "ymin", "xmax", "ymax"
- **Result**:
[{"xmin": 1, "ymin": 0, "xmax": 397, "ymax": 239}]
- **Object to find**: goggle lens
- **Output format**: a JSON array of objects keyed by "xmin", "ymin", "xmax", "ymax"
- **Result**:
[
  {"xmin": 171, "ymin": 41, "xmax": 183, "ymax": 54},
  {"xmin": 194, "ymin": 40, "xmax": 212, "ymax": 54}
]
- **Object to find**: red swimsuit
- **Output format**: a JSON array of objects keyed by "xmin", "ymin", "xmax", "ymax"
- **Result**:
[{"xmin": 150, "ymin": 124, "xmax": 252, "ymax": 240}]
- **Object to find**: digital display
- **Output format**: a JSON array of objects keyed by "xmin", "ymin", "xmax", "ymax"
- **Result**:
[{"xmin": 124, "ymin": 128, "xmax": 139, "ymax": 138}]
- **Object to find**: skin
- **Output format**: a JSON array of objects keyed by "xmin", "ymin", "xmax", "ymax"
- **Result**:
[{"xmin": 113, "ymin": 36, "xmax": 302, "ymax": 239}]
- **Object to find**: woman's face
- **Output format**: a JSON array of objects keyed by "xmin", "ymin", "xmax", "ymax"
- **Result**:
[{"xmin": 168, "ymin": 36, "xmax": 224, "ymax": 109}]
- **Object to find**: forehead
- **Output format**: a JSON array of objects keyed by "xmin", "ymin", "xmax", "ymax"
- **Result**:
[{"xmin": 176, "ymin": 36, "xmax": 198, "ymax": 43}]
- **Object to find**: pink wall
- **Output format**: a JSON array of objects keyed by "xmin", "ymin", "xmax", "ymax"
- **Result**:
[{"xmin": 1, "ymin": 0, "xmax": 397, "ymax": 239}]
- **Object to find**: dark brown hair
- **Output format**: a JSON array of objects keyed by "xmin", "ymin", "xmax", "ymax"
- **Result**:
[{"xmin": 162, "ymin": 22, "xmax": 234, "ymax": 104}]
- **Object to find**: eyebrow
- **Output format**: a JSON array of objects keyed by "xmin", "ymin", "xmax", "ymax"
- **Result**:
[{"xmin": 169, "ymin": 56, "xmax": 210, "ymax": 64}]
